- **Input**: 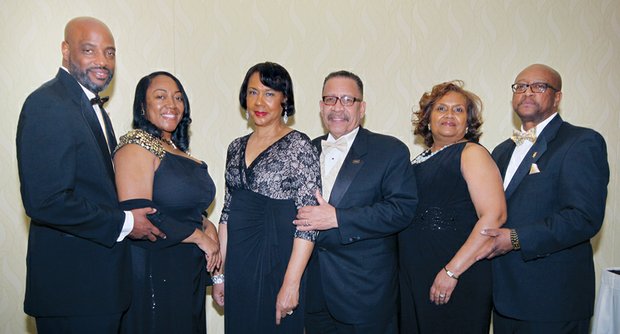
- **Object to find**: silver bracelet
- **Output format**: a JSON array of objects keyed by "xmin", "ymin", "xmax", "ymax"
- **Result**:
[
  {"xmin": 211, "ymin": 274, "xmax": 225, "ymax": 285},
  {"xmin": 443, "ymin": 267, "xmax": 459, "ymax": 280}
]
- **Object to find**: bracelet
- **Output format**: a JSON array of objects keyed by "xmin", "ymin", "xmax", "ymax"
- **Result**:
[
  {"xmin": 510, "ymin": 229, "xmax": 521, "ymax": 250},
  {"xmin": 443, "ymin": 267, "xmax": 459, "ymax": 280},
  {"xmin": 211, "ymin": 274, "xmax": 225, "ymax": 285}
]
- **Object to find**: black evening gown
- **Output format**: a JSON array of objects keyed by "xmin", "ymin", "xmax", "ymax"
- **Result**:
[
  {"xmin": 220, "ymin": 130, "xmax": 321, "ymax": 334},
  {"xmin": 119, "ymin": 131, "xmax": 216, "ymax": 334},
  {"xmin": 399, "ymin": 142, "xmax": 492, "ymax": 334}
]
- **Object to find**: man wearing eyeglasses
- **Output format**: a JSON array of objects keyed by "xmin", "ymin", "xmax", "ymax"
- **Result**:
[
  {"xmin": 482, "ymin": 64, "xmax": 609, "ymax": 333},
  {"xmin": 294, "ymin": 70, "xmax": 418, "ymax": 333}
]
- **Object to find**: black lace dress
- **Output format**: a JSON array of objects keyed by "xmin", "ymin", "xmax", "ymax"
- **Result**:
[
  {"xmin": 220, "ymin": 130, "xmax": 321, "ymax": 334},
  {"xmin": 399, "ymin": 142, "xmax": 492, "ymax": 334},
  {"xmin": 116, "ymin": 129, "xmax": 216, "ymax": 334}
]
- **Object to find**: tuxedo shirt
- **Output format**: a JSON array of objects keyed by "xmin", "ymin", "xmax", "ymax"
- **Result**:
[
  {"xmin": 503, "ymin": 112, "xmax": 557, "ymax": 188},
  {"xmin": 321, "ymin": 127, "xmax": 358, "ymax": 201}
]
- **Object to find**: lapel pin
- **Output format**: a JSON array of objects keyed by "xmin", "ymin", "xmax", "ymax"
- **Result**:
[
  {"xmin": 352, "ymin": 159, "xmax": 361, "ymax": 164},
  {"xmin": 532, "ymin": 152, "xmax": 538, "ymax": 158}
]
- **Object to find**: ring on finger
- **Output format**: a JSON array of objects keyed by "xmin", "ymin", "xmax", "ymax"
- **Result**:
[
  {"xmin": 286, "ymin": 310, "xmax": 293, "ymax": 315},
  {"xmin": 439, "ymin": 294, "xmax": 446, "ymax": 298}
]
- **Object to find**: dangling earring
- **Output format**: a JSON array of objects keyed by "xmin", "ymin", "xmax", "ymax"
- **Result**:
[
  {"xmin": 465, "ymin": 127, "xmax": 469, "ymax": 134},
  {"xmin": 427, "ymin": 124, "xmax": 431, "ymax": 131},
  {"xmin": 282, "ymin": 105, "xmax": 288, "ymax": 124},
  {"xmin": 141, "ymin": 107, "xmax": 145, "ymax": 116},
  {"xmin": 283, "ymin": 105, "xmax": 288, "ymax": 123},
  {"xmin": 245, "ymin": 110, "xmax": 249, "ymax": 120}
]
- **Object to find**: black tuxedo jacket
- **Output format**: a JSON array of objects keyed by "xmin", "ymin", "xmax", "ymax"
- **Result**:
[
  {"xmin": 305, "ymin": 127, "xmax": 418, "ymax": 324},
  {"xmin": 491, "ymin": 115, "xmax": 609, "ymax": 321},
  {"xmin": 16, "ymin": 69, "xmax": 130, "ymax": 317}
]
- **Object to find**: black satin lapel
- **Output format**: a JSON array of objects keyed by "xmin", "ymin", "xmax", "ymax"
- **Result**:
[
  {"xmin": 328, "ymin": 130, "xmax": 368, "ymax": 207},
  {"xmin": 505, "ymin": 139, "xmax": 547, "ymax": 199},
  {"xmin": 328, "ymin": 154, "xmax": 364, "ymax": 207},
  {"xmin": 101, "ymin": 107, "xmax": 117, "ymax": 151},
  {"xmin": 81, "ymin": 99, "xmax": 115, "ymax": 181},
  {"xmin": 497, "ymin": 143, "xmax": 516, "ymax": 179}
]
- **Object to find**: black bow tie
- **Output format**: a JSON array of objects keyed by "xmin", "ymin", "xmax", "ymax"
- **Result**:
[{"xmin": 90, "ymin": 95, "xmax": 109, "ymax": 108}]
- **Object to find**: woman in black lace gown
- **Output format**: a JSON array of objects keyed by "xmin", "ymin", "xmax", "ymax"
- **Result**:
[
  {"xmin": 212, "ymin": 62, "xmax": 320, "ymax": 333},
  {"xmin": 114, "ymin": 71, "xmax": 221, "ymax": 333},
  {"xmin": 399, "ymin": 81, "xmax": 506, "ymax": 333}
]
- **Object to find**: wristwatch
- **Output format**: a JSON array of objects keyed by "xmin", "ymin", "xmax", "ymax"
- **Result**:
[{"xmin": 510, "ymin": 229, "xmax": 521, "ymax": 250}]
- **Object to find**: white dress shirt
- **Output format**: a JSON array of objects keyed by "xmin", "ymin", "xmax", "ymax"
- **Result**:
[
  {"xmin": 321, "ymin": 127, "xmax": 359, "ymax": 202},
  {"xmin": 503, "ymin": 113, "xmax": 558, "ymax": 189}
]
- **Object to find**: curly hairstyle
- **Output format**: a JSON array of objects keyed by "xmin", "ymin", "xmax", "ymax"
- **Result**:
[
  {"xmin": 239, "ymin": 61, "xmax": 295, "ymax": 118},
  {"xmin": 132, "ymin": 71, "xmax": 192, "ymax": 152},
  {"xmin": 413, "ymin": 80, "xmax": 483, "ymax": 148}
]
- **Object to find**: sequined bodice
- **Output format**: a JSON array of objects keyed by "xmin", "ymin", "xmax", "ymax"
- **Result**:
[{"xmin": 411, "ymin": 142, "xmax": 477, "ymax": 233}]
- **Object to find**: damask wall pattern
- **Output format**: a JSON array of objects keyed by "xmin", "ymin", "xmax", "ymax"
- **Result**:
[{"xmin": 1, "ymin": 1, "xmax": 618, "ymax": 332}]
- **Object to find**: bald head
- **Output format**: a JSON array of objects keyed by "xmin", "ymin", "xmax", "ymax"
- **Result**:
[
  {"xmin": 64, "ymin": 17, "xmax": 112, "ymax": 41},
  {"xmin": 61, "ymin": 17, "xmax": 116, "ymax": 93},
  {"xmin": 516, "ymin": 64, "xmax": 562, "ymax": 91}
]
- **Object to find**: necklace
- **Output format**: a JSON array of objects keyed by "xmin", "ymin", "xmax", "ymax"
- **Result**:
[
  {"xmin": 161, "ymin": 138, "xmax": 177, "ymax": 150},
  {"xmin": 411, "ymin": 141, "xmax": 464, "ymax": 165}
]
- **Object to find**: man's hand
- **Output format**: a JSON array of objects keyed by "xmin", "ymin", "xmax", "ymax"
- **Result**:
[
  {"xmin": 129, "ymin": 207, "xmax": 166, "ymax": 241},
  {"xmin": 293, "ymin": 190, "xmax": 338, "ymax": 231},
  {"xmin": 478, "ymin": 228, "xmax": 513, "ymax": 259}
]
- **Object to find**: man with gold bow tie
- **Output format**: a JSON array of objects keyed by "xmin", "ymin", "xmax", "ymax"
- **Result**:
[
  {"xmin": 483, "ymin": 64, "xmax": 609, "ymax": 334},
  {"xmin": 294, "ymin": 70, "xmax": 418, "ymax": 333}
]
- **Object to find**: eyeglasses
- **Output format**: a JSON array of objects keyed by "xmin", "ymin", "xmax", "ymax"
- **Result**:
[
  {"xmin": 511, "ymin": 82, "xmax": 558, "ymax": 94},
  {"xmin": 322, "ymin": 95, "xmax": 362, "ymax": 107}
]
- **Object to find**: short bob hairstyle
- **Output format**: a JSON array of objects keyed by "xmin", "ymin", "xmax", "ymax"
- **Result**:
[
  {"xmin": 239, "ymin": 62, "xmax": 295, "ymax": 118},
  {"xmin": 132, "ymin": 71, "xmax": 192, "ymax": 152},
  {"xmin": 413, "ymin": 80, "xmax": 483, "ymax": 148}
]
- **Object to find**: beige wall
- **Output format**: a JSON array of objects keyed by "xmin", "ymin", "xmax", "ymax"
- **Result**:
[{"xmin": 1, "ymin": 1, "xmax": 618, "ymax": 333}]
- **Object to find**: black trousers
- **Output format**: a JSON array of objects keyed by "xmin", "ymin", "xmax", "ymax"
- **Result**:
[
  {"xmin": 493, "ymin": 310, "xmax": 590, "ymax": 334},
  {"xmin": 35, "ymin": 313, "xmax": 122, "ymax": 334}
]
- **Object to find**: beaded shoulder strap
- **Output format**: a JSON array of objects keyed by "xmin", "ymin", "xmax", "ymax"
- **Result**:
[{"xmin": 115, "ymin": 129, "xmax": 166, "ymax": 159}]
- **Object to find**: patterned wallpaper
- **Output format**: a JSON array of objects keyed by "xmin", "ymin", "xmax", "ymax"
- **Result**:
[{"xmin": 1, "ymin": 1, "xmax": 618, "ymax": 332}]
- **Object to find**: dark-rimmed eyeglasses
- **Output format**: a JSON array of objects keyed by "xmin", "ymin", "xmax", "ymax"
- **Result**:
[
  {"xmin": 322, "ymin": 95, "xmax": 362, "ymax": 107},
  {"xmin": 511, "ymin": 82, "xmax": 558, "ymax": 94}
]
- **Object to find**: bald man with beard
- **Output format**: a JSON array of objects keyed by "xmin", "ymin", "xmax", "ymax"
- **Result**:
[{"xmin": 16, "ymin": 17, "xmax": 163, "ymax": 333}]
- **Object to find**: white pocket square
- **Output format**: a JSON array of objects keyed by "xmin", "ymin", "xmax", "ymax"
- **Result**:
[{"xmin": 529, "ymin": 163, "xmax": 541, "ymax": 174}]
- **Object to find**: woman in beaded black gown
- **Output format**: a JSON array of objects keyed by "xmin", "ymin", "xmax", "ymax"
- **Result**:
[
  {"xmin": 114, "ymin": 71, "xmax": 221, "ymax": 334},
  {"xmin": 399, "ymin": 81, "xmax": 506, "ymax": 333},
  {"xmin": 211, "ymin": 62, "xmax": 320, "ymax": 333}
]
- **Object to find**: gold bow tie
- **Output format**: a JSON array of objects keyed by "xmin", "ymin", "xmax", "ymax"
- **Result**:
[
  {"xmin": 511, "ymin": 128, "xmax": 537, "ymax": 145},
  {"xmin": 321, "ymin": 138, "xmax": 347, "ymax": 153}
]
